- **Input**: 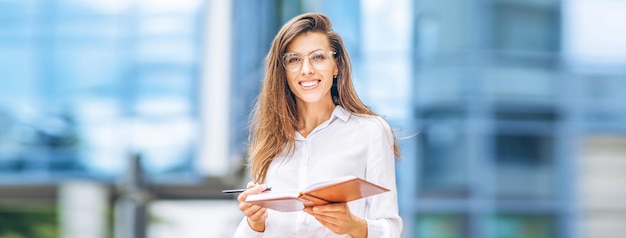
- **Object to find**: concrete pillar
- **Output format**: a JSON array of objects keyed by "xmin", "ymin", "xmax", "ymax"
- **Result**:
[
  {"xmin": 198, "ymin": 0, "xmax": 233, "ymax": 176},
  {"xmin": 581, "ymin": 136, "xmax": 626, "ymax": 237},
  {"xmin": 59, "ymin": 181, "xmax": 109, "ymax": 238}
]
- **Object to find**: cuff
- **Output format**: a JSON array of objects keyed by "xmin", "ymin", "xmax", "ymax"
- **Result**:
[
  {"xmin": 234, "ymin": 218, "xmax": 264, "ymax": 238},
  {"xmin": 365, "ymin": 218, "xmax": 401, "ymax": 238},
  {"xmin": 366, "ymin": 218, "xmax": 385, "ymax": 238}
]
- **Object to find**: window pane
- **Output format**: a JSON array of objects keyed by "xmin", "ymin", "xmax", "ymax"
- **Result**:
[
  {"xmin": 484, "ymin": 66, "xmax": 558, "ymax": 100},
  {"xmin": 493, "ymin": 214, "xmax": 556, "ymax": 238},
  {"xmin": 494, "ymin": 134, "xmax": 555, "ymax": 199},
  {"xmin": 492, "ymin": 1, "xmax": 560, "ymax": 53},
  {"xmin": 580, "ymin": 74, "xmax": 626, "ymax": 124},
  {"xmin": 0, "ymin": 0, "xmax": 203, "ymax": 178},
  {"xmin": 416, "ymin": 213, "xmax": 467, "ymax": 238},
  {"xmin": 419, "ymin": 109, "xmax": 469, "ymax": 197},
  {"xmin": 0, "ymin": 46, "xmax": 38, "ymax": 100},
  {"xmin": 415, "ymin": 65, "xmax": 468, "ymax": 104}
]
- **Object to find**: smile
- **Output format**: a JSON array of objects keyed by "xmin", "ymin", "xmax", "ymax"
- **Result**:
[{"xmin": 300, "ymin": 80, "xmax": 320, "ymax": 87}]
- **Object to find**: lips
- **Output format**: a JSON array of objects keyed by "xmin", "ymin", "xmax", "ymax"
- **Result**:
[{"xmin": 299, "ymin": 80, "xmax": 320, "ymax": 88}]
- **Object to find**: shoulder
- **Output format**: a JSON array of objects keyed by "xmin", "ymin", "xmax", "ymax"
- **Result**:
[
  {"xmin": 348, "ymin": 113, "xmax": 397, "ymax": 158},
  {"xmin": 333, "ymin": 106, "xmax": 395, "ymax": 140},
  {"xmin": 349, "ymin": 114, "xmax": 394, "ymax": 138}
]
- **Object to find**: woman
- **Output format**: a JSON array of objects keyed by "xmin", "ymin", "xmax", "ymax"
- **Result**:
[{"xmin": 235, "ymin": 13, "xmax": 402, "ymax": 237}]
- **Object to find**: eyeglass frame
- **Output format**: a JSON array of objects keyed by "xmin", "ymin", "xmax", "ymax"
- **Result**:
[{"xmin": 281, "ymin": 49, "xmax": 337, "ymax": 72}]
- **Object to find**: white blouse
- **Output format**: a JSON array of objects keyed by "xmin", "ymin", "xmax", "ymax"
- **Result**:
[{"xmin": 234, "ymin": 106, "xmax": 403, "ymax": 237}]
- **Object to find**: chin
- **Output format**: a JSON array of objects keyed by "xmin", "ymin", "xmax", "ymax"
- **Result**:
[{"xmin": 300, "ymin": 98, "xmax": 324, "ymax": 103}]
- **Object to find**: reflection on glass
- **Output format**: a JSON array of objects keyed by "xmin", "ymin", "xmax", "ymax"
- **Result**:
[
  {"xmin": 493, "ymin": 214, "xmax": 555, "ymax": 238},
  {"xmin": 494, "ymin": 134, "xmax": 555, "ymax": 200},
  {"xmin": 417, "ymin": 213, "xmax": 467, "ymax": 238},
  {"xmin": 419, "ymin": 109, "xmax": 468, "ymax": 197},
  {"xmin": 491, "ymin": 1, "xmax": 560, "ymax": 53},
  {"xmin": 0, "ymin": 0, "xmax": 202, "ymax": 178}
]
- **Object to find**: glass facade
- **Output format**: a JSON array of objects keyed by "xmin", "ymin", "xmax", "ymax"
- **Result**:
[
  {"xmin": 0, "ymin": 0, "xmax": 203, "ymax": 179},
  {"xmin": 410, "ymin": 0, "xmax": 625, "ymax": 238}
]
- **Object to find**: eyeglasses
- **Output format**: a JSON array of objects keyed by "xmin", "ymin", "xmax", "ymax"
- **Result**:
[{"xmin": 282, "ymin": 49, "xmax": 336, "ymax": 72}]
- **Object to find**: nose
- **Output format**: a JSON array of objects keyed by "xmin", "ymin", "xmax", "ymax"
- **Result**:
[{"xmin": 300, "ymin": 57, "xmax": 314, "ymax": 75}]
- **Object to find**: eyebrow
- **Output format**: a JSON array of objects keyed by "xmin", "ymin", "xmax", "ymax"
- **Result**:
[{"xmin": 283, "ymin": 49, "xmax": 327, "ymax": 55}]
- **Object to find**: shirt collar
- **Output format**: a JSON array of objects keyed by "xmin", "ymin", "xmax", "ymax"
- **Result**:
[
  {"xmin": 331, "ymin": 105, "xmax": 351, "ymax": 123},
  {"xmin": 295, "ymin": 105, "xmax": 351, "ymax": 140}
]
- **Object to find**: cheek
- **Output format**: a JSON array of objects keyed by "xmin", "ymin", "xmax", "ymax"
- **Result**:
[
  {"xmin": 323, "ymin": 71, "xmax": 336, "ymax": 84},
  {"xmin": 285, "ymin": 74, "xmax": 298, "ymax": 90}
]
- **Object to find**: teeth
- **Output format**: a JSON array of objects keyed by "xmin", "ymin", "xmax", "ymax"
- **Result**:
[{"xmin": 301, "ymin": 81, "xmax": 318, "ymax": 87}]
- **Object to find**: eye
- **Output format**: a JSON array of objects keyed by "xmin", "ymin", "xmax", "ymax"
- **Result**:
[
  {"xmin": 285, "ymin": 55, "xmax": 302, "ymax": 64},
  {"xmin": 310, "ymin": 52, "xmax": 326, "ymax": 61}
]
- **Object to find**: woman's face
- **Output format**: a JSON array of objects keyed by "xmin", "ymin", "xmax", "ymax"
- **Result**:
[{"xmin": 284, "ymin": 32, "xmax": 338, "ymax": 105}]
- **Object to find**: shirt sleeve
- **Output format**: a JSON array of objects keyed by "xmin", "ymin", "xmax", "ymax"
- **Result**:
[
  {"xmin": 234, "ymin": 217, "xmax": 264, "ymax": 238},
  {"xmin": 363, "ymin": 117, "xmax": 403, "ymax": 238}
]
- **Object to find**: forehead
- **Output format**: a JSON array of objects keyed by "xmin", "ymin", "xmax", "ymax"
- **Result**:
[{"xmin": 286, "ymin": 32, "xmax": 331, "ymax": 53}]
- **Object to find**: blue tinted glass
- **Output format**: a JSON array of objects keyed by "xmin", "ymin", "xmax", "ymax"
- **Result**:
[{"xmin": 0, "ymin": 0, "xmax": 202, "ymax": 179}]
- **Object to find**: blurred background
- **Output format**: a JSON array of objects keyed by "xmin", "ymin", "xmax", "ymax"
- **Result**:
[{"xmin": 0, "ymin": 0, "xmax": 625, "ymax": 237}]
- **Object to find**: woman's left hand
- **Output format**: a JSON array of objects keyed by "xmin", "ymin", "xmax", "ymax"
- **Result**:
[{"xmin": 303, "ymin": 203, "xmax": 367, "ymax": 238}]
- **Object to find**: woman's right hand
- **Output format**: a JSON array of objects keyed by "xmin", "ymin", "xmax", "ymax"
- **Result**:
[{"xmin": 237, "ymin": 182, "xmax": 269, "ymax": 232}]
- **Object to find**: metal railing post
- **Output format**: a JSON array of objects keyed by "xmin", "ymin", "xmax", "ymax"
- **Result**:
[{"xmin": 114, "ymin": 153, "xmax": 151, "ymax": 238}]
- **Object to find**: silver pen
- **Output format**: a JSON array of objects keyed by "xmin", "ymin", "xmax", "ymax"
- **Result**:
[{"xmin": 221, "ymin": 187, "xmax": 272, "ymax": 194}]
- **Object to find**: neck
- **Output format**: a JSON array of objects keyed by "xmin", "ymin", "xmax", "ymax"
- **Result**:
[{"xmin": 296, "ymin": 99, "xmax": 336, "ymax": 137}]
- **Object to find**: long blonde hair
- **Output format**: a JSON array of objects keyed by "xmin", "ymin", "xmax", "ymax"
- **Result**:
[{"xmin": 248, "ymin": 13, "xmax": 400, "ymax": 183}]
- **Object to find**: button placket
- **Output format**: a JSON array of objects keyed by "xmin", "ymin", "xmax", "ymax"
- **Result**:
[{"xmin": 296, "ymin": 140, "xmax": 309, "ymax": 237}]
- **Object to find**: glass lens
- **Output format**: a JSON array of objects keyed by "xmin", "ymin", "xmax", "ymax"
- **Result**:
[
  {"xmin": 310, "ymin": 50, "xmax": 331, "ymax": 70},
  {"xmin": 310, "ymin": 50, "xmax": 328, "ymax": 62},
  {"xmin": 283, "ymin": 53, "xmax": 302, "ymax": 72},
  {"xmin": 282, "ymin": 50, "xmax": 334, "ymax": 72}
]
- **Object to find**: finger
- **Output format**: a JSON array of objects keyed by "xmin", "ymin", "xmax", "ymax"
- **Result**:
[
  {"xmin": 237, "ymin": 182, "xmax": 256, "ymax": 202},
  {"xmin": 305, "ymin": 208, "xmax": 340, "ymax": 224},
  {"xmin": 238, "ymin": 201, "xmax": 254, "ymax": 212},
  {"xmin": 246, "ymin": 181, "xmax": 256, "ymax": 189},
  {"xmin": 310, "ymin": 203, "xmax": 347, "ymax": 213},
  {"xmin": 304, "ymin": 205, "xmax": 351, "ymax": 227},
  {"xmin": 309, "ymin": 211, "xmax": 339, "ymax": 222},
  {"xmin": 245, "ymin": 206, "xmax": 268, "ymax": 225},
  {"xmin": 248, "ymin": 207, "xmax": 267, "ymax": 221},
  {"xmin": 242, "ymin": 204, "xmax": 263, "ymax": 217},
  {"xmin": 238, "ymin": 183, "xmax": 267, "ymax": 202},
  {"xmin": 245, "ymin": 183, "xmax": 267, "ymax": 194},
  {"xmin": 311, "ymin": 215, "xmax": 340, "ymax": 232}
]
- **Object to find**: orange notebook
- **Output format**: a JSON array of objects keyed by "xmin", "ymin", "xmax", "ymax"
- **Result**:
[{"xmin": 245, "ymin": 176, "xmax": 389, "ymax": 212}]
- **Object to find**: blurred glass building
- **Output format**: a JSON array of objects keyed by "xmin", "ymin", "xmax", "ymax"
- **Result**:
[{"xmin": 1, "ymin": 0, "xmax": 625, "ymax": 237}]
